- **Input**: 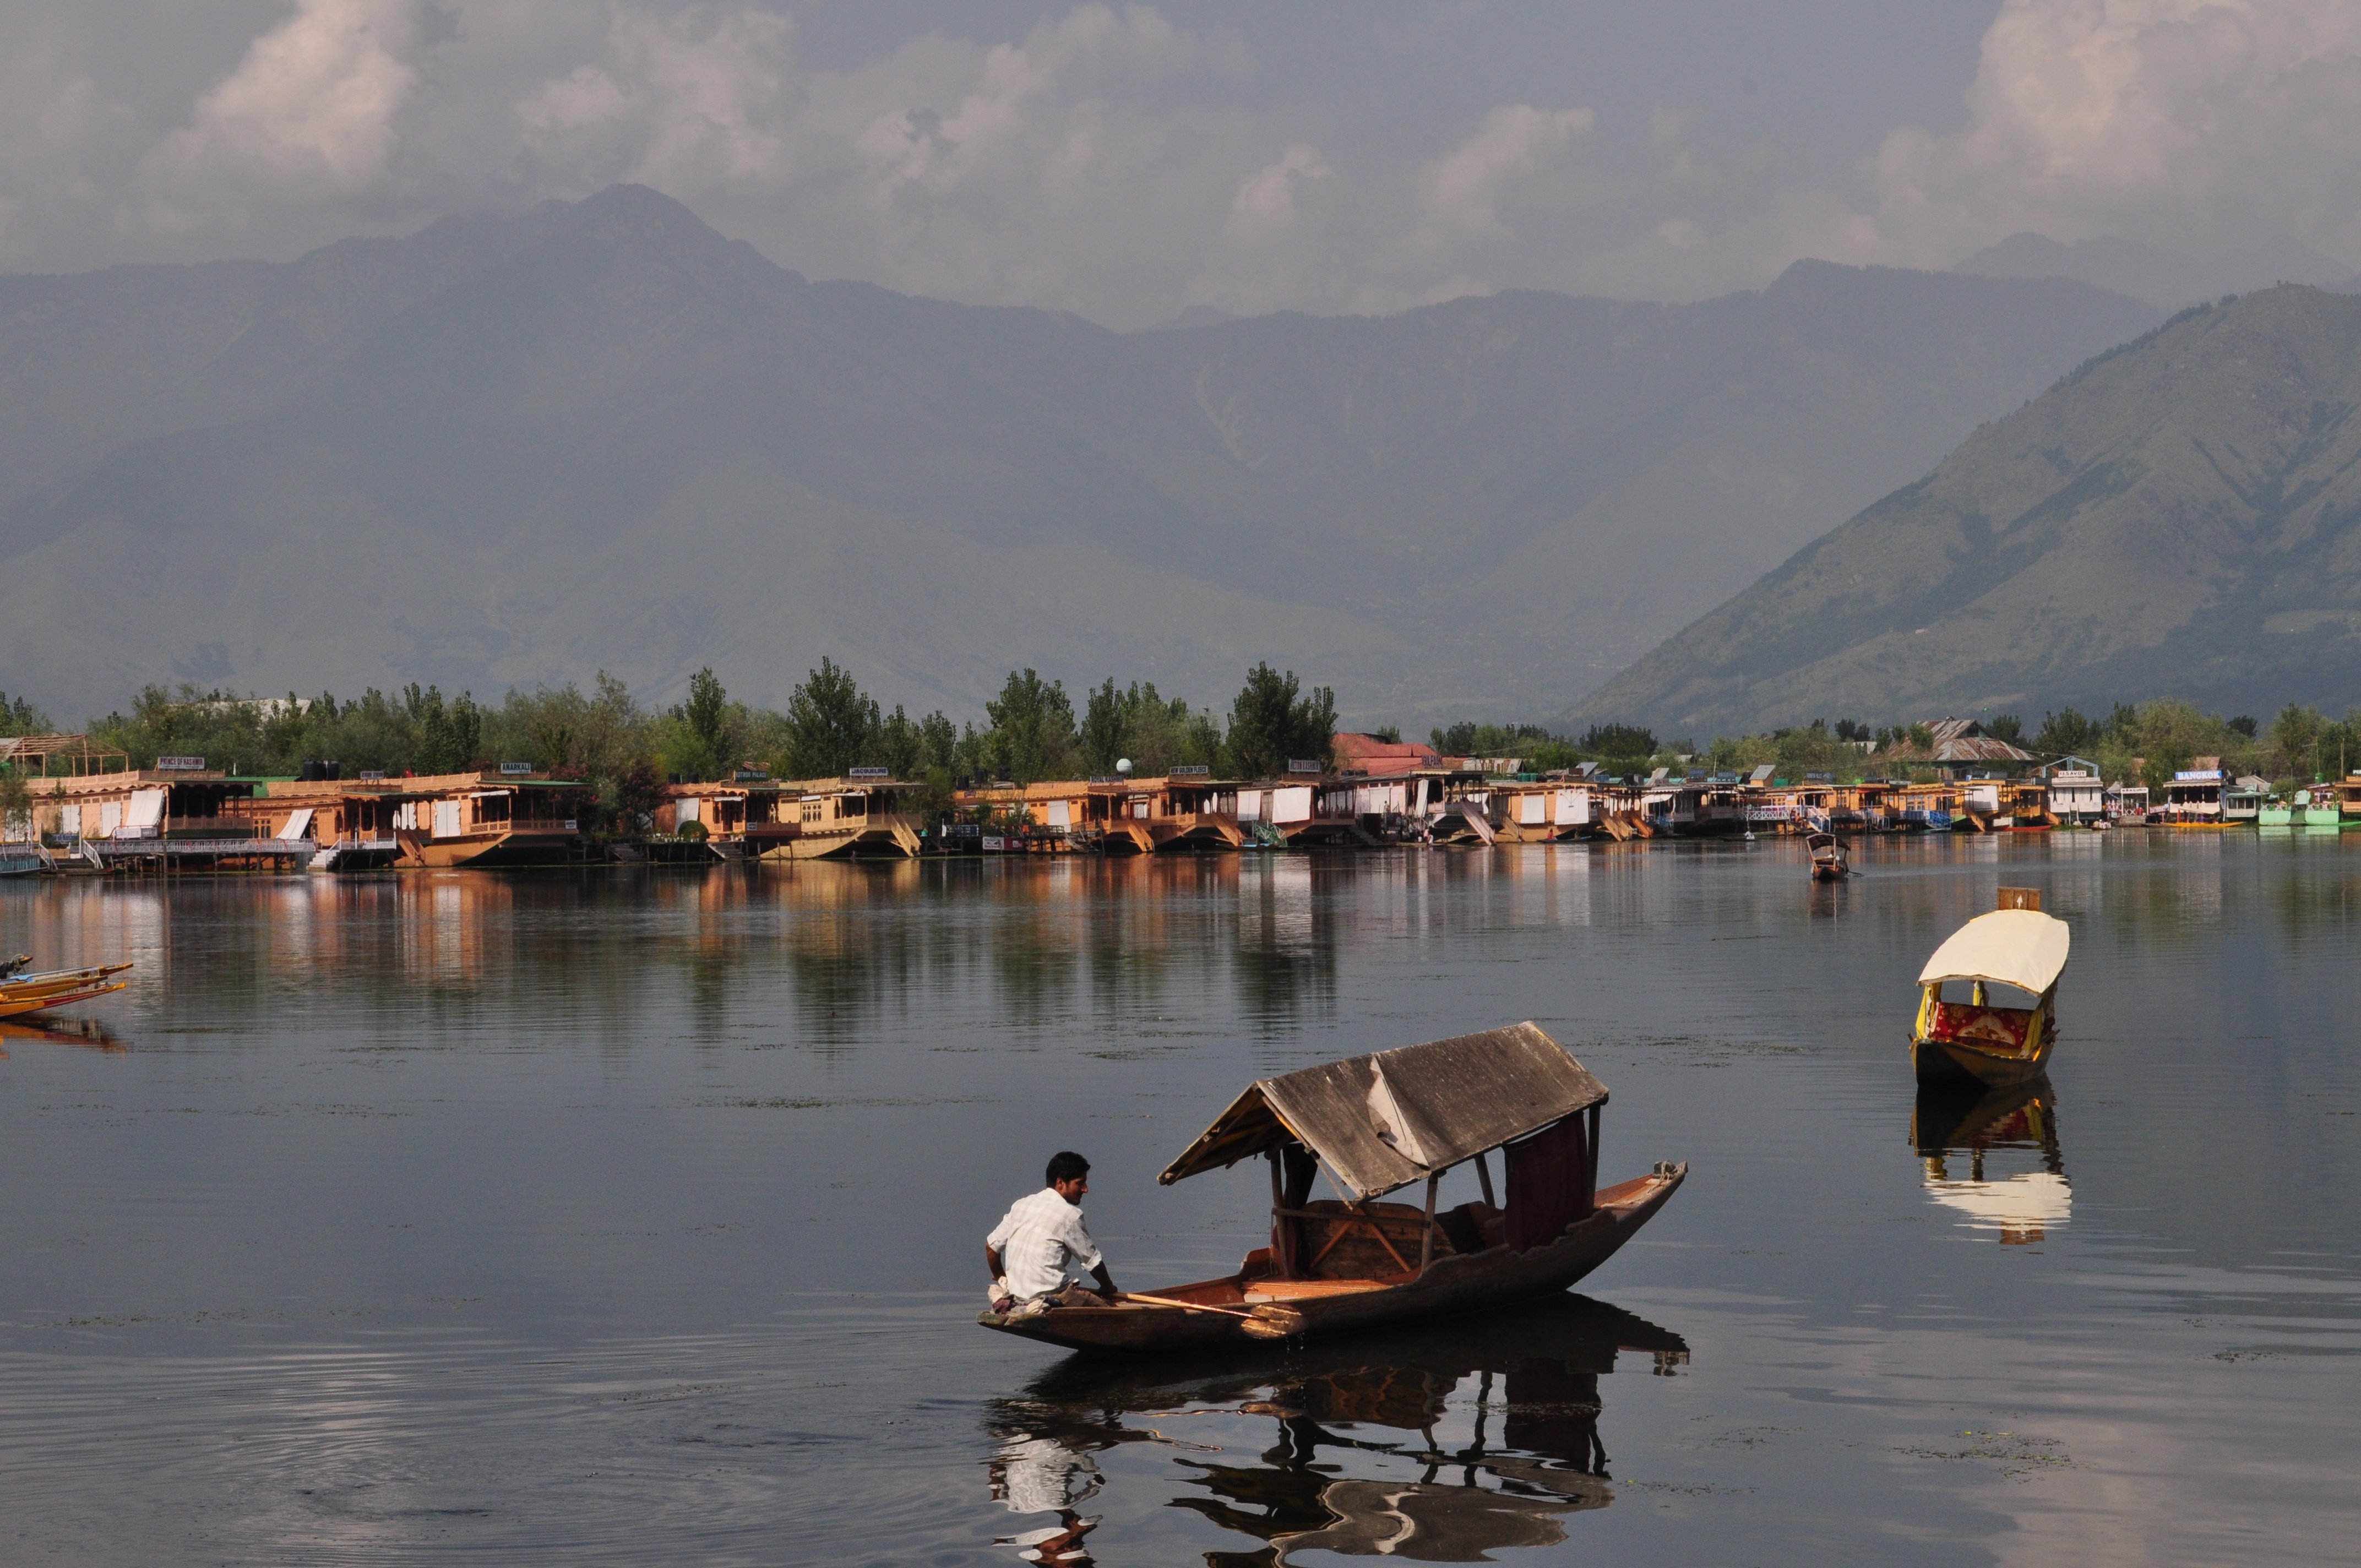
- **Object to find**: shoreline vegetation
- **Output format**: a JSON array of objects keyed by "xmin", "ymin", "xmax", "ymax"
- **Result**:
[{"xmin": 3, "ymin": 674, "xmax": 2355, "ymax": 840}]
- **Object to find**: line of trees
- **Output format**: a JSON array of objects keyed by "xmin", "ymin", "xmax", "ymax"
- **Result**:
[
  {"xmin": 2, "ymin": 662, "xmax": 1339, "ymax": 831},
  {"xmin": 1425, "ymin": 700, "xmax": 2361, "ymax": 788}
]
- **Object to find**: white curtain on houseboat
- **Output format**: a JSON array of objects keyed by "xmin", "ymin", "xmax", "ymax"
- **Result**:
[
  {"xmin": 1045, "ymin": 801, "xmax": 1070, "ymax": 827},
  {"xmin": 99, "ymin": 801, "xmax": 123, "ymax": 836},
  {"xmin": 279, "ymin": 808, "xmax": 314, "ymax": 842},
  {"xmin": 677, "ymin": 799, "xmax": 701, "ymax": 826},
  {"xmin": 1273, "ymin": 787, "xmax": 1313, "ymax": 824},
  {"xmin": 432, "ymin": 800, "xmax": 464, "ymax": 839},
  {"xmin": 122, "ymin": 790, "xmax": 165, "ymax": 836},
  {"xmin": 61, "ymin": 804, "xmax": 81, "ymax": 836}
]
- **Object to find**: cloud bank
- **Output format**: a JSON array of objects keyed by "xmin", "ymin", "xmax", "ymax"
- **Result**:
[{"xmin": 0, "ymin": 1, "xmax": 2354, "ymax": 323}]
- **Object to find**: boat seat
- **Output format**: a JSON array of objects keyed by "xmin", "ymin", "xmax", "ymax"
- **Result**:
[
  {"xmin": 1929, "ymin": 1001, "xmax": 2032, "ymax": 1051},
  {"xmin": 1242, "ymin": 1280, "xmax": 1395, "ymax": 1302},
  {"xmin": 1437, "ymin": 1201, "xmax": 1505, "ymax": 1255}
]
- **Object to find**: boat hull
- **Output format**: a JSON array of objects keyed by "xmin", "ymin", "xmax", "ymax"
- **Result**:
[
  {"xmin": 1910, "ymin": 1028, "xmax": 2055, "ymax": 1089},
  {"xmin": 0, "ymin": 981, "xmax": 126, "ymax": 1019},
  {"xmin": 980, "ymin": 1163, "xmax": 1684, "ymax": 1355}
]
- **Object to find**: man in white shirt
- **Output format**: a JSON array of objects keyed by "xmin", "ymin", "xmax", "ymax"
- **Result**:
[{"xmin": 986, "ymin": 1151, "xmax": 1119, "ymax": 1315}]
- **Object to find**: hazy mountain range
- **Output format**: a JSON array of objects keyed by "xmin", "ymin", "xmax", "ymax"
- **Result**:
[
  {"xmin": 1570, "ymin": 286, "xmax": 2361, "ymax": 736},
  {"xmin": 1954, "ymin": 231, "xmax": 2357, "ymax": 308},
  {"xmin": 0, "ymin": 186, "xmax": 2163, "ymax": 727}
]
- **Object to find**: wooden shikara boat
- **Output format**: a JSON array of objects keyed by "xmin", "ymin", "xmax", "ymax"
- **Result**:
[
  {"xmin": 0, "ymin": 961, "xmax": 132, "ymax": 1019},
  {"xmin": 1908, "ymin": 893, "xmax": 2069, "ymax": 1089},
  {"xmin": 1805, "ymin": 830, "xmax": 1850, "ymax": 881},
  {"xmin": 980, "ymin": 1022, "xmax": 1686, "ymax": 1354}
]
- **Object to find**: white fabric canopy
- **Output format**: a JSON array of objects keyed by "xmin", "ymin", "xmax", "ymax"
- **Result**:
[{"xmin": 1917, "ymin": 909, "xmax": 2071, "ymax": 993}]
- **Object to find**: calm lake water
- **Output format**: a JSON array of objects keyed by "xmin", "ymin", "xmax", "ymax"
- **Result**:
[{"xmin": 3, "ymin": 835, "xmax": 2357, "ymax": 1566}]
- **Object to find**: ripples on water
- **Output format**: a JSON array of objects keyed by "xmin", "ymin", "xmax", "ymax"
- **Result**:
[{"xmin": 2, "ymin": 835, "xmax": 2358, "ymax": 1565}]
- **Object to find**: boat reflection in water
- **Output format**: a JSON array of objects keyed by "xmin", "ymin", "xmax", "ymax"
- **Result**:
[
  {"xmin": 0, "ymin": 1013, "xmax": 129, "ymax": 1055},
  {"xmin": 1911, "ymin": 1077, "xmax": 2069, "ymax": 1245},
  {"xmin": 981, "ymin": 1294, "xmax": 1686, "ymax": 1565}
]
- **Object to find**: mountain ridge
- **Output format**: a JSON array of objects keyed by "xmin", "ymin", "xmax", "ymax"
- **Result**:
[
  {"xmin": 1564, "ymin": 285, "xmax": 2361, "ymax": 734},
  {"xmin": 0, "ymin": 186, "xmax": 2164, "ymax": 723}
]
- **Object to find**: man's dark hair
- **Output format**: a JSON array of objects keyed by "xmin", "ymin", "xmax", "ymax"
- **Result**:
[{"xmin": 1045, "ymin": 1151, "xmax": 1091, "ymax": 1187}]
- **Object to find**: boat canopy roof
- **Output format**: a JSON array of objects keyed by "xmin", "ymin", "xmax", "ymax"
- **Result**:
[
  {"xmin": 1157, "ymin": 1022, "xmax": 1607, "ymax": 1201},
  {"xmin": 1917, "ymin": 908, "xmax": 2071, "ymax": 994}
]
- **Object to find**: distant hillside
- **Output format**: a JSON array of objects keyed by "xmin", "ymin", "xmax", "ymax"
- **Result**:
[
  {"xmin": 0, "ymin": 187, "xmax": 2161, "ymax": 723},
  {"xmin": 1566, "ymin": 286, "xmax": 2361, "ymax": 736},
  {"xmin": 1954, "ymin": 232, "xmax": 2357, "ymax": 308}
]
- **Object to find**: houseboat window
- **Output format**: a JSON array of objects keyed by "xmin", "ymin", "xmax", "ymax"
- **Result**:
[
  {"xmin": 475, "ymin": 794, "xmax": 512, "ymax": 825},
  {"xmin": 801, "ymin": 799, "xmax": 823, "ymax": 824},
  {"xmin": 841, "ymin": 793, "xmax": 867, "ymax": 818}
]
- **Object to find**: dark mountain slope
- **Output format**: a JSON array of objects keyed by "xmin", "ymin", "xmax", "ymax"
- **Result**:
[
  {"xmin": 1567, "ymin": 286, "xmax": 2361, "ymax": 734},
  {"xmin": 0, "ymin": 187, "xmax": 2162, "ymax": 721}
]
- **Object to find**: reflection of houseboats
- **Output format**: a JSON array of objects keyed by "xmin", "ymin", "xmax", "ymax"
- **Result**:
[
  {"xmin": 988, "ymin": 1294, "xmax": 1687, "ymax": 1564},
  {"xmin": 1909, "ymin": 892, "xmax": 2070, "ymax": 1088},
  {"xmin": 1912, "ymin": 1077, "xmax": 2069, "ymax": 1245},
  {"xmin": 981, "ymin": 1022, "xmax": 1684, "ymax": 1353}
]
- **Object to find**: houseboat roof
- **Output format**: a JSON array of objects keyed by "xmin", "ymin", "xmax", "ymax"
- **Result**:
[
  {"xmin": 1917, "ymin": 909, "xmax": 2071, "ymax": 995},
  {"xmin": 1331, "ymin": 732, "xmax": 1444, "ymax": 777},
  {"xmin": 1157, "ymin": 1021, "xmax": 1608, "ymax": 1201}
]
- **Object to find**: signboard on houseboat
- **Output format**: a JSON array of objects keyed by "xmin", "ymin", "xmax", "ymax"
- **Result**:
[{"xmin": 155, "ymin": 756, "xmax": 205, "ymax": 771}]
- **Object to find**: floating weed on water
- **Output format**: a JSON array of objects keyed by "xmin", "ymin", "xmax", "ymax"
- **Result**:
[
  {"xmin": 2212, "ymin": 1348, "xmax": 2286, "ymax": 1363},
  {"xmin": 1895, "ymin": 1430, "xmax": 2070, "ymax": 1479}
]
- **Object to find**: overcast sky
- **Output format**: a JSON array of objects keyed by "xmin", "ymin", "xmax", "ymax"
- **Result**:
[{"xmin": 4, "ymin": 1, "xmax": 2357, "ymax": 326}]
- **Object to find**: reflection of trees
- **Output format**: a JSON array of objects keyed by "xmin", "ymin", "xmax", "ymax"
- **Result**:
[
  {"xmin": 1234, "ymin": 856, "xmax": 1340, "ymax": 1033},
  {"xmin": 983, "ymin": 1295, "xmax": 1685, "ymax": 1565},
  {"xmin": 760, "ymin": 862, "xmax": 930, "ymax": 1056}
]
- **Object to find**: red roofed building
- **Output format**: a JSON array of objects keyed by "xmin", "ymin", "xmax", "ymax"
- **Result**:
[{"xmin": 1331, "ymin": 732, "xmax": 1444, "ymax": 778}]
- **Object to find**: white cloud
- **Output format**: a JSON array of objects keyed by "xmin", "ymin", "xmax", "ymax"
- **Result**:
[
  {"xmin": 1870, "ymin": 0, "xmax": 2361, "ymax": 262},
  {"xmin": 1222, "ymin": 143, "xmax": 1334, "ymax": 248},
  {"xmin": 1413, "ymin": 102, "xmax": 1592, "ymax": 247},
  {"xmin": 147, "ymin": 0, "xmax": 422, "ymax": 200}
]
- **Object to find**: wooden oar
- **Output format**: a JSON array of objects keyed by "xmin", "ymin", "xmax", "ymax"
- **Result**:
[{"xmin": 1123, "ymin": 1292, "xmax": 1305, "ymax": 1340}]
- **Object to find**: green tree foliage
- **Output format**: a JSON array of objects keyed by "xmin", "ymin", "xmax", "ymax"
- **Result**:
[
  {"xmin": 492, "ymin": 673, "xmax": 650, "ymax": 780},
  {"xmin": 983, "ymin": 669, "xmax": 1080, "ymax": 783},
  {"xmin": 2034, "ymin": 707, "xmax": 2098, "ymax": 757},
  {"xmin": 405, "ymin": 684, "xmax": 484, "ymax": 774},
  {"xmin": 1577, "ymin": 723, "xmax": 1657, "ymax": 759},
  {"xmin": 1227, "ymin": 663, "xmax": 1334, "ymax": 779},
  {"xmin": 1079, "ymin": 679, "xmax": 1221, "ymax": 775},
  {"xmin": 2, "ymin": 691, "xmax": 54, "ymax": 734},
  {"xmin": 785, "ymin": 657, "xmax": 880, "ymax": 780},
  {"xmin": 2270, "ymin": 703, "xmax": 2324, "ymax": 779},
  {"xmin": 1985, "ymin": 713, "xmax": 2024, "ymax": 744}
]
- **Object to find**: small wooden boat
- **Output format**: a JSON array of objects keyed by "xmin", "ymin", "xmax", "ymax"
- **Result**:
[
  {"xmin": 0, "ymin": 961, "xmax": 132, "ymax": 1019},
  {"xmin": 980, "ymin": 1022, "xmax": 1685, "ymax": 1354},
  {"xmin": 1908, "ymin": 892, "xmax": 2068, "ymax": 1088},
  {"xmin": 1805, "ymin": 830, "xmax": 1850, "ymax": 880}
]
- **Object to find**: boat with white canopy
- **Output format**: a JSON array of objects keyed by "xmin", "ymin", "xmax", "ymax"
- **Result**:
[{"xmin": 1909, "ymin": 892, "xmax": 2070, "ymax": 1087}]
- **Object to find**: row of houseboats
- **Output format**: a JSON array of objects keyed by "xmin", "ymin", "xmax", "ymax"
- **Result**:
[{"xmin": 5, "ymin": 732, "xmax": 2359, "ymax": 873}]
